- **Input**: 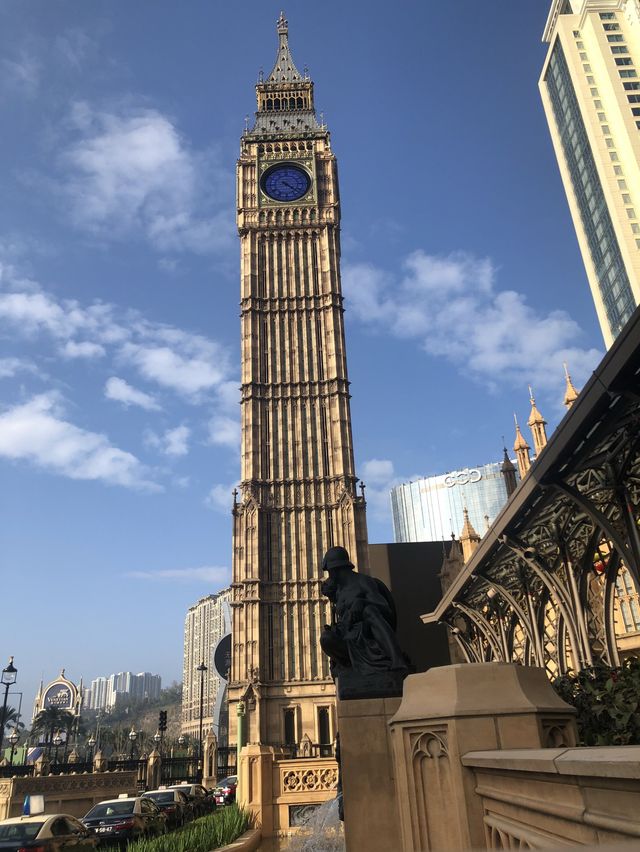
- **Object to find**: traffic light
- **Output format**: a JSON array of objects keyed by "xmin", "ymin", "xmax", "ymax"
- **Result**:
[{"xmin": 158, "ymin": 710, "xmax": 167, "ymax": 732}]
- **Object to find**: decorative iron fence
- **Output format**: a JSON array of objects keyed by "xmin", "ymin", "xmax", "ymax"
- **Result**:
[
  {"xmin": 49, "ymin": 761, "xmax": 93, "ymax": 775},
  {"xmin": 217, "ymin": 746, "xmax": 237, "ymax": 780},
  {"xmin": 0, "ymin": 765, "xmax": 34, "ymax": 778},
  {"xmin": 160, "ymin": 756, "xmax": 199, "ymax": 786},
  {"xmin": 107, "ymin": 758, "xmax": 147, "ymax": 792},
  {"xmin": 277, "ymin": 743, "xmax": 334, "ymax": 759}
]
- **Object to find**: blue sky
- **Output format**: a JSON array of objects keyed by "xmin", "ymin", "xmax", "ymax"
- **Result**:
[{"xmin": 1, "ymin": 1, "xmax": 604, "ymax": 716}]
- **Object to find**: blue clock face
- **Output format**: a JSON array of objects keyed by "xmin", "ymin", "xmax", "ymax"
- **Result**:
[{"xmin": 262, "ymin": 164, "xmax": 311, "ymax": 202}]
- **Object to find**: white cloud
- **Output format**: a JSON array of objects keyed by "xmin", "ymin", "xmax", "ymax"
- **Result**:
[
  {"xmin": 59, "ymin": 103, "xmax": 234, "ymax": 254},
  {"xmin": 0, "ymin": 393, "xmax": 158, "ymax": 490},
  {"xmin": 207, "ymin": 414, "xmax": 240, "ymax": 449},
  {"xmin": 205, "ymin": 482, "xmax": 238, "ymax": 514},
  {"xmin": 0, "ymin": 256, "xmax": 236, "ymax": 406},
  {"xmin": 125, "ymin": 565, "xmax": 230, "ymax": 584},
  {"xmin": 0, "ymin": 358, "xmax": 36, "ymax": 379},
  {"xmin": 145, "ymin": 425, "xmax": 190, "ymax": 457},
  {"xmin": 359, "ymin": 458, "xmax": 402, "ymax": 522},
  {"xmin": 61, "ymin": 340, "xmax": 106, "ymax": 359},
  {"xmin": 121, "ymin": 340, "xmax": 227, "ymax": 398},
  {"xmin": 343, "ymin": 250, "xmax": 602, "ymax": 395},
  {"xmin": 104, "ymin": 376, "xmax": 160, "ymax": 411},
  {"xmin": 361, "ymin": 458, "xmax": 395, "ymax": 486}
]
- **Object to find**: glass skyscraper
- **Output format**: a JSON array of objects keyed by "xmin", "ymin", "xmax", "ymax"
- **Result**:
[
  {"xmin": 540, "ymin": 1, "xmax": 640, "ymax": 347},
  {"xmin": 390, "ymin": 462, "xmax": 516, "ymax": 544}
]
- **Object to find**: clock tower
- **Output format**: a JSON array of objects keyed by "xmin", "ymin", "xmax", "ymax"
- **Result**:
[{"xmin": 230, "ymin": 13, "xmax": 369, "ymax": 749}]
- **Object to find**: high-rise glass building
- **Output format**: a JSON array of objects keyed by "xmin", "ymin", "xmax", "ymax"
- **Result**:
[
  {"xmin": 540, "ymin": 1, "xmax": 640, "ymax": 346},
  {"xmin": 391, "ymin": 462, "xmax": 516, "ymax": 544}
]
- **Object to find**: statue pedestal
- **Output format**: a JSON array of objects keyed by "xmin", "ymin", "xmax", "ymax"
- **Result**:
[{"xmin": 337, "ymin": 696, "xmax": 402, "ymax": 852}]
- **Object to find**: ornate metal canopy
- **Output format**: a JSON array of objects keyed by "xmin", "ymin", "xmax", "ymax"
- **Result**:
[{"xmin": 423, "ymin": 307, "xmax": 640, "ymax": 677}]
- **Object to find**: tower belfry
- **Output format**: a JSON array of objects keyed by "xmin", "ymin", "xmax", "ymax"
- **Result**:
[{"xmin": 230, "ymin": 13, "xmax": 369, "ymax": 748}]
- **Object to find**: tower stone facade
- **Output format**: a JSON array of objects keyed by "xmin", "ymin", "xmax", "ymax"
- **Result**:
[{"xmin": 230, "ymin": 14, "xmax": 368, "ymax": 748}]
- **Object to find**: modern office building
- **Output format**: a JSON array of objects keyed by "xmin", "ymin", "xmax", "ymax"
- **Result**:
[
  {"xmin": 182, "ymin": 588, "xmax": 231, "ymax": 739},
  {"xmin": 540, "ymin": 0, "xmax": 640, "ymax": 346},
  {"xmin": 391, "ymin": 461, "xmax": 518, "ymax": 544}
]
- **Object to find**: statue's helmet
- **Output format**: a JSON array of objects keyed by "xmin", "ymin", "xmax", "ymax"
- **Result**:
[{"xmin": 322, "ymin": 546, "xmax": 354, "ymax": 572}]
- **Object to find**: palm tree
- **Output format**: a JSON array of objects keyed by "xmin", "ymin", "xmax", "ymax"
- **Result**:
[
  {"xmin": 31, "ymin": 708, "xmax": 77, "ymax": 750},
  {"xmin": 2, "ymin": 706, "xmax": 25, "ymax": 738}
]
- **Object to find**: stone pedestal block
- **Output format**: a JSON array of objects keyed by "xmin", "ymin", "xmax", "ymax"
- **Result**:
[
  {"xmin": 238, "ymin": 744, "xmax": 277, "ymax": 837},
  {"xmin": 389, "ymin": 663, "xmax": 577, "ymax": 852},
  {"xmin": 337, "ymin": 696, "xmax": 402, "ymax": 852}
]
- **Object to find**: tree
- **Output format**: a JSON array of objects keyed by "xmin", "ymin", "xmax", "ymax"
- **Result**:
[
  {"xmin": 2, "ymin": 706, "xmax": 25, "ymax": 737},
  {"xmin": 31, "ymin": 708, "xmax": 77, "ymax": 747}
]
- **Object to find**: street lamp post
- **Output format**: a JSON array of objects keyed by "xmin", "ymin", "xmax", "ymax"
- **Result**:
[
  {"xmin": 8, "ymin": 728, "xmax": 19, "ymax": 765},
  {"xmin": 0, "ymin": 657, "xmax": 17, "ymax": 753},
  {"xmin": 129, "ymin": 727, "xmax": 138, "ymax": 760},
  {"xmin": 196, "ymin": 661, "xmax": 207, "ymax": 783},
  {"xmin": 87, "ymin": 734, "xmax": 96, "ymax": 766}
]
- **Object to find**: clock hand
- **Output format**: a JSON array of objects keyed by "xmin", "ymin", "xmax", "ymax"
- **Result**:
[{"xmin": 282, "ymin": 180, "xmax": 294, "ymax": 190}]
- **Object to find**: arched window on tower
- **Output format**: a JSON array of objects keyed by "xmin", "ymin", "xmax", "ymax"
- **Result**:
[
  {"xmin": 289, "ymin": 97, "xmax": 296, "ymax": 109},
  {"xmin": 274, "ymin": 98, "xmax": 280, "ymax": 110},
  {"xmin": 297, "ymin": 97, "xmax": 303, "ymax": 109},
  {"xmin": 266, "ymin": 99, "xmax": 273, "ymax": 111}
]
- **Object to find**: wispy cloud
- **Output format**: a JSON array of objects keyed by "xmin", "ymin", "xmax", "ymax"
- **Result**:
[
  {"xmin": 360, "ymin": 458, "xmax": 403, "ymax": 522},
  {"xmin": 0, "ymin": 255, "xmax": 236, "ymax": 405},
  {"xmin": 1, "ymin": 52, "xmax": 40, "ymax": 97},
  {"xmin": 125, "ymin": 565, "xmax": 230, "ymax": 584},
  {"xmin": 0, "ymin": 357, "xmax": 37, "ymax": 379},
  {"xmin": 105, "ymin": 376, "xmax": 160, "ymax": 411},
  {"xmin": 57, "ymin": 102, "xmax": 234, "ymax": 254},
  {"xmin": 205, "ymin": 482, "xmax": 237, "ymax": 514},
  {"xmin": 0, "ymin": 392, "xmax": 158, "ymax": 490},
  {"xmin": 145, "ymin": 425, "xmax": 190, "ymax": 457},
  {"xmin": 61, "ymin": 340, "xmax": 106, "ymax": 359},
  {"xmin": 207, "ymin": 414, "xmax": 240, "ymax": 450},
  {"xmin": 343, "ymin": 250, "xmax": 602, "ymax": 395}
]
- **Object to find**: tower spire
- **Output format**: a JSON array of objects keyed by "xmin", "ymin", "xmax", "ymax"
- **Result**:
[
  {"xmin": 268, "ymin": 11, "xmax": 303, "ymax": 83},
  {"xmin": 460, "ymin": 507, "xmax": 481, "ymax": 562},
  {"xmin": 500, "ymin": 442, "xmax": 518, "ymax": 497},
  {"xmin": 513, "ymin": 413, "xmax": 532, "ymax": 479},
  {"xmin": 563, "ymin": 362, "xmax": 579, "ymax": 409},
  {"xmin": 527, "ymin": 386, "xmax": 548, "ymax": 457},
  {"xmin": 249, "ymin": 12, "xmax": 318, "ymax": 136}
]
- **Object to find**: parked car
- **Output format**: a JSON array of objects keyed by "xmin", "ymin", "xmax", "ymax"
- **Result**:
[
  {"xmin": 143, "ymin": 789, "xmax": 191, "ymax": 829},
  {"xmin": 82, "ymin": 796, "xmax": 166, "ymax": 846},
  {"xmin": 166, "ymin": 784, "xmax": 214, "ymax": 817},
  {"xmin": 213, "ymin": 775, "xmax": 237, "ymax": 806},
  {"xmin": 0, "ymin": 813, "xmax": 97, "ymax": 851}
]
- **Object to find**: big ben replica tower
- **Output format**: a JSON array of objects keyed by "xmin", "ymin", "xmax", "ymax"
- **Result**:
[{"xmin": 230, "ymin": 13, "xmax": 368, "ymax": 749}]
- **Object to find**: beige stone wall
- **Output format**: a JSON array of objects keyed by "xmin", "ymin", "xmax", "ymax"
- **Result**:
[
  {"xmin": 464, "ymin": 746, "xmax": 640, "ymax": 848},
  {"xmin": 0, "ymin": 771, "xmax": 138, "ymax": 821},
  {"xmin": 238, "ymin": 745, "xmax": 337, "ymax": 837}
]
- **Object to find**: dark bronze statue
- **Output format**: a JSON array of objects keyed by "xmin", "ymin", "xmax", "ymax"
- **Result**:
[{"xmin": 320, "ymin": 546, "xmax": 411, "ymax": 699}]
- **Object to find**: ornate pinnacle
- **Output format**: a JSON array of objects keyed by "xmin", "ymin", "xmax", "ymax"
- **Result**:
[{"xmin": 277, "ymin": 11, "xmax": 288, "ymax": 34}]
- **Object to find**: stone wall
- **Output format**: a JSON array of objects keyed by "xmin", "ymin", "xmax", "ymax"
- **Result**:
[
  {"xmin": 464, "ymin": 747, "xmax": 640, "ymax": 848},
  {"xmin": 238, "ymin": 745, "xmax": 338, "ymax": 837},
  {"xmin": 0, "ymin": 771, "xmax": 138, "ymax": 820}
]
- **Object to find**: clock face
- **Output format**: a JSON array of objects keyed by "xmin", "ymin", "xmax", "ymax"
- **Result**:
[{"xmin": 261, "ymin": 163, "xmax": 311, "ymax": 202}]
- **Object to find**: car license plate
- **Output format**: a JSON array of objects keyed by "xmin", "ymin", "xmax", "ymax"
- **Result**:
[
  {"xmin": 97, "ymin": 827, "xmax": 113, "ymax": 833},
  {"xmin": 216, "ymin": 795, "xmax": 224, "ymax": 804}
]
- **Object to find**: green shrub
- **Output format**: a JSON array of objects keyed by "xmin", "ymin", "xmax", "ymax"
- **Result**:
[
  {"xmin": 553, "ymin": 656, "xmax": 640, "ymax": 746},
  {"xmin": 125, "ymin": 805, "xmax": 252, "ymax": 852}
]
